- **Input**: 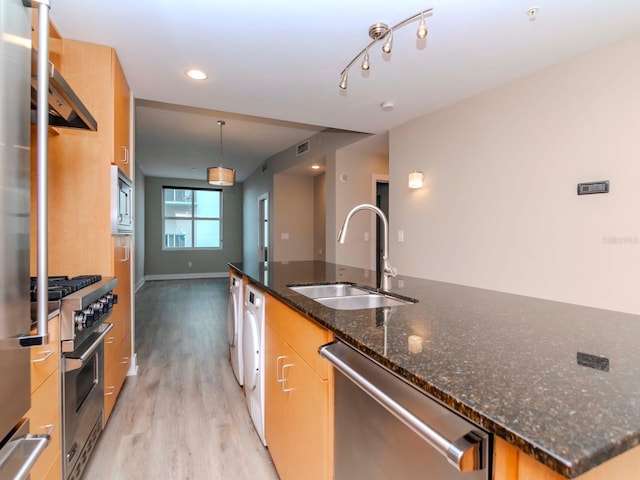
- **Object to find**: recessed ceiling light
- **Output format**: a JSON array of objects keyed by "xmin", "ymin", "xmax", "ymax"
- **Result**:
[
  {"xmin": 311, "ymin": 165, "xmax": 321, "ymax": 170},
  {"xmin": 186, "ymin": 69, "xmax": 208, "ymax": 80}
]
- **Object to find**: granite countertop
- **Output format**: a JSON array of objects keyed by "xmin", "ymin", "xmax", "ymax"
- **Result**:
[{"xmin": 230, "ymin": 260, "xmax": 640, "ymax": 478}]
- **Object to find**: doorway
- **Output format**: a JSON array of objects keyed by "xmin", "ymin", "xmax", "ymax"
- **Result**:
[
  {"xmin": 376, "ymin": 181, "xmax": 389, "ymax": 288},
  {"xmin": 258, "ymin": 193, "xmax": 269, "ymax": 262}
]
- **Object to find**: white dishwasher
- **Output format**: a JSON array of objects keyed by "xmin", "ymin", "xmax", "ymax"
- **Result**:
[{"xmin": 320, "ymin": 341, "xmax": 490, "ymax": 480}]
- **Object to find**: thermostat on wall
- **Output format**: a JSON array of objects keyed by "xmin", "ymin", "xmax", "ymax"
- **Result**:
[{"xmin": 577, "ymin": 180, "xmax": 609, "ymax": 195}]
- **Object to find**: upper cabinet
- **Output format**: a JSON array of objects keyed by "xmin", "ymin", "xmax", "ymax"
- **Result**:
[{"xmin": 113, "ymin": 56, "xmax": 131, "ymax": 176}]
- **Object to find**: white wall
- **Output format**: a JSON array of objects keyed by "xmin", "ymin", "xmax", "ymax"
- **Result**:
[
  {"xmin": 390, "ymin": 34, "xmax": 640, "ymax": 315},
  {"xmin": 272, "ymin": 174, "xmax": 315, "ymax": 261},
  {"xmin": 331, "ymin": 135, "xmax": 389, "ymax": 270}
]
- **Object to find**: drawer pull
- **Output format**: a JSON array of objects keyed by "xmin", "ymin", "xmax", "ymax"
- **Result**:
[
  {"xmin": 105, "ymin": 386, "xmax": 116, "ymax": 396},
  {"xmin": 276, "ymin": 355, "xmax": 287, "ymax": 383},
  {"xmin": 105, "ymin": 336, "xmax": 115, "ymax": 344},
  {"xmin": 121, "ymin": 356, "xmax": 129, "ymax": 364},
  {"xmin": 32, "ymin": 350, "xmax": 54, "ymax": 364},
  {"xmin": 281, "ymin": 363, "xmax": 295, "ymax": 392},
  {"xmin": 40, "ymin": 424, "xmax": 55, "ymax": 436}
]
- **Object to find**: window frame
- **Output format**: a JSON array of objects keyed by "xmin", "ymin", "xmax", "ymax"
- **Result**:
[{"xmin": 161, "ymin": 186, "xmax": 223, "ymax": 251}]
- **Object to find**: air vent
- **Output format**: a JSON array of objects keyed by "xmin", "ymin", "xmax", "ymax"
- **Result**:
[{"xmin": 296, "ymin": 140, "xmax": 310, "ymax": 156}]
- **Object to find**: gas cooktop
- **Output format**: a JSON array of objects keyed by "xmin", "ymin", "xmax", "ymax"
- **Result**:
[{"xmin": 30, "ymin": 275, "xmax": 103, "ymax": 302}]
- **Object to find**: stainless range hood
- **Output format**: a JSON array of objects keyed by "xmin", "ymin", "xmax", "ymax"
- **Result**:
[{"xmin": 30, "ymin": 50, "xmax": 97, "ymax": 131}]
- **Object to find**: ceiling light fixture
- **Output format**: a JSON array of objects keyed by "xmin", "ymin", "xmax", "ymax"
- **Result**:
[
  {"xmin": 339, "ymin": 8, "xmax": 434, "ymax": 90},
  {"xmin": 207, "ymin": 120, "xmax": 235, "ymax": 186},
  {"xmin": 186, "ymin": 69, "xmax": 207, "ymax": 80},
  {"xmin": 311, "ymin": 165, "xmax": 321, "ymax": 170}
]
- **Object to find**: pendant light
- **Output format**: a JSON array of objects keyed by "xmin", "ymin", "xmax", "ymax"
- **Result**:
[{"xmin": 207, "ymin": 120, "xmax": 235, "ymax": 186}]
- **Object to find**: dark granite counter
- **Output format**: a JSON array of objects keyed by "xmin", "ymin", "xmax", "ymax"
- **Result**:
[{"xmin": 230, "ymin": 260, "xmax": 640, "ymax": 478}]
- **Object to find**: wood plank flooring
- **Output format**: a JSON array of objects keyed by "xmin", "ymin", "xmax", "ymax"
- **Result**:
[{"xmin": 82, "ymin": 279, "xmax": 279, "ymax": 479}]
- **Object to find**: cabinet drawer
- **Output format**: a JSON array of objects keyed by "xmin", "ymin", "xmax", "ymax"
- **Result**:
[
  {"xmin": 104, "ymin": 332, "xmax": 130, "ymax": 423},
  {"xmin": 28, "ymin": 369, "xmax": 60, "ymax": 480},
  {"xmin": 266, "ymin": 293, "xmax": 332, "ymax": 379},
  {"xmin": 104, "ymin": 319, "xmax": 122, "ymax": 367},
  {"xmin": 30, "ymin": 316, "xmax": 60, "ymax": 394},
  {"xmin": 42, "ymin": 452, "xmax": 62, "ymax": 480}
]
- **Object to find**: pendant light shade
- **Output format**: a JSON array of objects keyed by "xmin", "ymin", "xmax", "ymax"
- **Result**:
[
  {"xmin": 207, "ymin": 120, "xmax": 235, "ymax": 186},
  {"xmin": 207, "ymin": 165, "xmax": 235, "ymax": 186}
]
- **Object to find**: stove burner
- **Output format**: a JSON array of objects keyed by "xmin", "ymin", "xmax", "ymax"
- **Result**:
[{"xmin": 30, "ymin": 275, "xmax": 103, "ymax": 302}]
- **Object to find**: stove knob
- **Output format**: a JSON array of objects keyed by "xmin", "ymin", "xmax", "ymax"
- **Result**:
[
  {"xmin": 99, "ymin": 296, "xmax": 112, "ymax": 311},
  {"xmin": 74, "ymin": 312, "xmax": 85, "ymax": 331}
]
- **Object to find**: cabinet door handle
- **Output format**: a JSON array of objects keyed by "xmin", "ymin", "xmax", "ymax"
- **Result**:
[
  {"xmin": 120, "ymin": 244, "xmax": 130, "ymax": 262},
  {"xmin": 105, "ymin": 336, "xmax": 115, "ymax": 345},
  {"xmin": 39, "ymin": 424, "xmax": 55, "ymax": 436},
  {"xmin": 281, "ymin": 363, "xmax": 294, "ymax": 392},
  {"xmin": 121, "ymin": 356, "xmax": 129, "ymax": 364},
  {"xmin": 105, "ymin": 386, "xmax": 116, "ymax": 396},
  {"xmin": 31, "ymin": 349, "xmax": 54, "ymax": 363},
  {"xmin": 120, "ymin": 146, "xmax": 129, "ymax": 164},
  {"xmin": 276, "ymin": 355, "xmax": 287, "ymax": 383}
]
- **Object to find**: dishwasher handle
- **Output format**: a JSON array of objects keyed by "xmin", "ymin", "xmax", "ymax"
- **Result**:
[{"xmin": 320, "ymin": 341, "xmax": 485, "ymax": 473}]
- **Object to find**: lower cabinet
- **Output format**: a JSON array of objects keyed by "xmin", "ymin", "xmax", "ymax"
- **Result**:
[
  {"xmin": 494, "ymin": 437, "xmax": 640, "ymax": 480},
  {"xmin": 104, "ymin": 331, "xmax": 131, "ymax": 422},
  {"xmin": 28, "ymin": 315, "xmax": 62, "ymax": 480},
  {"xmin": 264, "ymin": 293, "xmax": 333, "ymax": 480}
]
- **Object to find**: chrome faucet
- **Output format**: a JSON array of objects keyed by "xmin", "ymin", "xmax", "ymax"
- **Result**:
[{"xmin": 337, "ymin": 203, "xmax": 397, "ymax": 291}]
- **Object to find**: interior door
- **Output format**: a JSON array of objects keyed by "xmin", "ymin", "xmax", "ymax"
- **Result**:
[{"xmin": 258, "ymin": 194, "xmax": 269, "ymax": 262}]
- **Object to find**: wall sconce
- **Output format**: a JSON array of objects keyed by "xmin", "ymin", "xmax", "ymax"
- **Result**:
[{"xmin": 408, "ymin": 171, "xmax": 424, "ymax": 189}]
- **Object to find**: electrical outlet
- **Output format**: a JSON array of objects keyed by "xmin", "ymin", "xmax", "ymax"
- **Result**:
[
  {"xmin": 281, "ymin": 232, "xmax": 289, "ymax": 240},
  {"xmin": 188, "ymin": 261, "xmax": 192, "ymax": 267},
  {"xmin": 364, "ymin": 232, "xmax": 369, "ymax": 242},
  {"xmin": 398, "ymin": 230, "xmax": 404, "ymax": 242}
]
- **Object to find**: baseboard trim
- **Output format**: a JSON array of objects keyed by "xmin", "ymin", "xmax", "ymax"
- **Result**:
[
  {"xmin": 127, "ymin": 353, "xmax": 138, "ymax": 376},
  {"xmin": 144, "ymin": 272, "xmax": 229, "ymax": 281},
  {"xmin": 134, "ymin": 278, "xmax": 145, "ymax": 293}
]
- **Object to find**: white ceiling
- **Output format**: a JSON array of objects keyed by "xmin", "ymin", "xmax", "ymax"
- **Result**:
[{"xmin": 50, "ymin": 0, "xmax": 640, "ymax": 181}]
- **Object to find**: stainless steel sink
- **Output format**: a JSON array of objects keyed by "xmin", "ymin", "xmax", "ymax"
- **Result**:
[
  {"xmin": 289, "ymin": 283, "xmax": 370, "ymax": 299},
  {"xmin": 289, "ymin": 283, "xmax": 415, "ymax": 310},
  {"xmin": 315, "ymin": 294, "xmax": 411, "ymax": 310}
]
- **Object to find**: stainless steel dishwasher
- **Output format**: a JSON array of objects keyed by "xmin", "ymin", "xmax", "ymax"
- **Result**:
[{"xmin": 320, "ymin": 341, "xmax": 490, "ymax": 480}]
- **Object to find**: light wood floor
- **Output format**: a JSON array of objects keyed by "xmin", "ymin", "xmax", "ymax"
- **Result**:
[{"xmin": 82, "ymin": 279, "xmax": 279, "ymax": 479}]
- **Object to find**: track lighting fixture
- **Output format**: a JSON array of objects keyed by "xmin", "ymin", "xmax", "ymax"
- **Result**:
[
  {"xmin": 207, "ymin": 120, "xmax": 235, "ymax": 186},
  {"xmin": 338, "ymin": 8, "xmax": 433, "ymax": 90}
]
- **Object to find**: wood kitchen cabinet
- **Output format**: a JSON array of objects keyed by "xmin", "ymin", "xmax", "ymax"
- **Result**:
[
  {"xmin": 29, "ymin": 37, "xmax": 134, "ymax": 425},
  {"xmin": 264, "ymin": 293, "xmax": 333, "ymax": 480},
  {"xmin": 28, "ymin": 315, "xmax": 62, "ymax": 480},
  {"xmin": 493, "ymin": 437, "xmax": 640, "ymax": 480}
]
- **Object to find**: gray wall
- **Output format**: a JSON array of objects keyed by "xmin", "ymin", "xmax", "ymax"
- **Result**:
[
  {"xmin": 144, "ymin": 176, "xmax": 243, "ymax": 276},
  {"xmin": 134, "ymin": 162, "xmax": 145, "ymax": 289},
  {"xmin": 242, "ymin": 130, "xmax": 369, "ymax": 267}
]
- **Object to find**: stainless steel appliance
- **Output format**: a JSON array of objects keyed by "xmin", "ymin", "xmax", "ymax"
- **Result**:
[
  {"xmin": 0, "ymin": 1, "xmax": 51, "ymax": 478},
  {"xmin": 320, "ymin": 341, "xmax": 490, "ymax": 480},
  {"xmin": 111, "ymin": 166, "xmax": 133, "ymax": 235},
  {"xmin": 55, "ymin": 276, "xmax": 116, "ymax": 479}
]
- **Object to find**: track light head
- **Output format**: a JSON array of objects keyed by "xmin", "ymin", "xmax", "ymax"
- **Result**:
[
  {"xmin": 417, "ymin": 12, "xmax": 428, "ymax": 39},
  {"xmin": 382, "ymin": 31, "xmax": 393, "ymax": 54},
  {"xmin": 361, "ymin": 50, "xmax": 370, "ymax": 71},
  {"xmin": 339, "ymin": 71, "xmax": 348, "ymax": 90}
]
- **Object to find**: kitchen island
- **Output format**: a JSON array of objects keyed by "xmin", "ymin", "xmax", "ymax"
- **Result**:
[{"xmin": 230, "ymin": 260, "xmax": 640, "ymax": 479}]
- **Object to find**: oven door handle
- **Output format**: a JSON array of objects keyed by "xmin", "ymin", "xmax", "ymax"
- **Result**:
[{"xmin": 65, "ymin": 323, "xmax": 113, "ymax": 372}]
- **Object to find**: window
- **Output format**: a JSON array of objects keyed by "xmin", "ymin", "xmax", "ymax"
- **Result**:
[{"xmin": 162, "ymin": 187, "xmax": 222, "ymax": 249}]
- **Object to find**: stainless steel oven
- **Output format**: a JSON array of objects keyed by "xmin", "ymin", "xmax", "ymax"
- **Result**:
[{"xmin": 63, "ymin": 322, "xmax": 113, "ymax": 480}]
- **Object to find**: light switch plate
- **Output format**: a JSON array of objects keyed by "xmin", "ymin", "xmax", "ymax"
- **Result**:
[{"xmin": 398, "ymin": 230, "xmax": 404, "ymax": 242}]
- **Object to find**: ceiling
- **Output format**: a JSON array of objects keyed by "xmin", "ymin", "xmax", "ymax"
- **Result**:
[{"xmin": 50, "ymin": 0, "xmax": 640, "ymax": 182}]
